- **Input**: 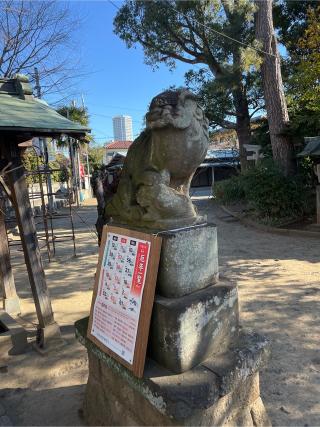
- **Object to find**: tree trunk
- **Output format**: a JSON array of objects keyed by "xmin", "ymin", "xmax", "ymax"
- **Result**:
[
  {"xmin": 234, "ymin": 93, "xmax": 251, "ymax": 171},
  {"xmin": 255, "ymin": 0, "xmax": 296, "ymax": 176},
  {"xmin": 232, "ymin": 53, "xmax": 251, "ymax": 171}
]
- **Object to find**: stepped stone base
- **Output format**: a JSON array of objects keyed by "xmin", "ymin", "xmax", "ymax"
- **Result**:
[
  {"xmin": 75, "ymin": 317, "xmax": 271, "ymax": 427},
  {"xmin": 149, "ymin": 281, "xmax": 239, "ymax": 373}
]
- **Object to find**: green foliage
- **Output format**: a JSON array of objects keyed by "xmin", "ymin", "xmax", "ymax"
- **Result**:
[
  {"xmin": 287, "ymin": 103, "xmax": 320, "ymax": 144},
  {"xmin": 56, "ymin": 104, "xmax": 91, "ymax": 145},
  {"xmin": 22, "ymin": 150, "xmax": 44, "ymax": 184},
  {"xmin": 215, "ymin": 174, "xmax": 245, "ymax": 203},
  {"xmin": 88, "ymin": 145, "xmax": 105, "ymax": 172},
  {"xmin": 57, "ymin": 105, "xmax": 89, "ymax": 126},
  {"xmin": 284, "ymin": 6, "xmax": 320, "ymax": 145},
  {"xmin": 250, "ymin": 118, "xmax": 272, "ymax": 157},
  {"xmin": 288, "ymin": 7, "xmax": 320, "ymax": 112},
  {"xmin": 22, "ymin": 150, "xmax": 70, "ymax": 184},
  {"xmin": 49, "ymin": 153, "xmax": 70, "ymax": 183},
  {"xmin": 240, "ymin": 41, "xmax": 263, "ymax": 72},
  {"xmin": 215, "ymin": 160, "xmax": 315, "ymax": 224},
  {"xmin": 242, "ymin": 162, "xmax": 311, "ymax": 222},
  {"xmin": 274, "ymin": 0, "xmax": 319, "ymax": 56}
]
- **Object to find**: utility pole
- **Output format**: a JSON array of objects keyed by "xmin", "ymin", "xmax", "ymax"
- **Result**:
[
  {"xmin": 81, "ymin": 94, "xmax": 92, "ymax": 197},
  {"xmin": 34, "ymin": 67, "xmax": 41, "ymax": 98},
  {"xmin": 67, "ymin": 107, "xmax": 79, "ymax": 207},
  {"xmin": 86, "ymin": 146, "xmax": 92, "ymax": 197},
  {"xmin": 34, "ymin": 67, "xmax": 55, "ymax": 212}
]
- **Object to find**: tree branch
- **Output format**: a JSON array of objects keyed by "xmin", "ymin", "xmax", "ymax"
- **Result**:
[
  {"xmin": 217, "ymin": 119, "xmax": 237, "ymax": 129},
  {"xmin": 249, "ymin": 106, "xmax": 264, "ymax": 118}
]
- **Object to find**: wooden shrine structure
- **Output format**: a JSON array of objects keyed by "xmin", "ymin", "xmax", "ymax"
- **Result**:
[
  {"xmin": 0, "ymin": 75, "xmax": 90, "ymax": 349},
  {"xmin": 298, "ymin": 137, "xmax": 320, "ymax": 226}
]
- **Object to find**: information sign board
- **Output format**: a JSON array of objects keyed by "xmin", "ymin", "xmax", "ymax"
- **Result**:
[{"xmin": 87, "ymin": 225, "xmax": 162, "ymax": 377}]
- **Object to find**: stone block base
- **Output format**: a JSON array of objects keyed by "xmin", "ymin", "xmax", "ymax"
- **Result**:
[
  {"xmin": 0, "ymin": 310, "xmax": 27, "ymax": 355},
  {"xmin": 149, "ymin": 281, "xmax": 239, "ymax": 373},
  {"xmin": 157, "ymin": 223, "xmax": 219, "ymax": 298},
  {"xmin": 75, "ymin": 317, "xmax": 271, "ymax": 427}
]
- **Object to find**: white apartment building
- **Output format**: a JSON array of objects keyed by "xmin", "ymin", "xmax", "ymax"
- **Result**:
[{"xmin": 112, "ymin": 115, "xmax": 133, "ymax": 141}]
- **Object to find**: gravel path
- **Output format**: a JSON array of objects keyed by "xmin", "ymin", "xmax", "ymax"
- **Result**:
[
  {"xmin": 201, "ymin": 199, "xmax": 320, "ymax": 427},
  {"xmin": 0, "ymin": 198, "xmax": 319, "ymax": 426}
]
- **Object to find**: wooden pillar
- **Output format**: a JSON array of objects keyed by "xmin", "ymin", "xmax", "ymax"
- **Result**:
[
  {"xmin": 0, "ymin": 197, "xmax": 21, "ymax": 315},
  {"xmin": 4, "ymin": 141, "xmax": 61, "ymax": 348}
]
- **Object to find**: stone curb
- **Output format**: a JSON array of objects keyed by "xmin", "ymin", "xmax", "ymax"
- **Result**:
[
  {"xmin": 220, "ymin": 205, "xmax": 320, "ymax": 239},
  {"xmin": 5, "ymin": 198, "xmax": 69, "ymax": 220}
]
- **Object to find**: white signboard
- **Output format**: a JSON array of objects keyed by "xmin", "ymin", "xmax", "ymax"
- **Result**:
[{"xmin": 90, "ymin": 231, "xmax": 151, "ymax": 364}]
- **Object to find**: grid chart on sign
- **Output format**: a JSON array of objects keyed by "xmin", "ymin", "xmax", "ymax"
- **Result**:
[{"xmin": 91, "ymin": 232, "xmax": 150, "ymax": 364}]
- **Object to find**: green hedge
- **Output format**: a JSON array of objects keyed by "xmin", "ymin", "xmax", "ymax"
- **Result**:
[{"xmin": 214, "ymin": 160, "xmax": 315, "ymax": 224}]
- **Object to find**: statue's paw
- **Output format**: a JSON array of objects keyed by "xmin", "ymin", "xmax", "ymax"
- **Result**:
[
  {"xmin": 140, "ymin": 172, "xmax": 159, "ymax": 186},
  {"xmin": 136, "ymin": 185, "xmax": 155, "ymax": 207}
]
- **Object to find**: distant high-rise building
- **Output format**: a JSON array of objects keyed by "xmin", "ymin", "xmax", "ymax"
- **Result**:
[{"xmin": 112, "ymin": 115, "xmax": 133, "ymax": 141}]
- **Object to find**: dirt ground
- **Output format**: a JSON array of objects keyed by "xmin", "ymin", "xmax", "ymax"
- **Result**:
[{"xmin": 0, "ymin": 198, "xmax": 319, "ymax": 426}]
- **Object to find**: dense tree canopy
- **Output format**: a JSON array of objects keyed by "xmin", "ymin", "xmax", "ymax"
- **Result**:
[
  {"xmin": 274, "ymin": 0, "xmax": 319, "ymax": 56},
  {"xmin": 114, "ymin": 0, "xmax": 264, "ymax": 168},
  {"xmin": 289, "ymin": 6, "xmax": 320, "ymax": 113},
  {"xmin": 285, "ymin": 5, "xmax": 320, "ymax": 141}
]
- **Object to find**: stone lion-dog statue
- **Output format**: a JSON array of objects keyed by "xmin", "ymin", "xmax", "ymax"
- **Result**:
[{"xmin": 105, "ymin": 88, "xmax": 209, "ymax": 230}]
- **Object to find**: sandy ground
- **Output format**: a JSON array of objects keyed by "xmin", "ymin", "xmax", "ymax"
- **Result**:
[{"xmin": 0, "ymin": 197, "xmax": 319, "ymax": 426}]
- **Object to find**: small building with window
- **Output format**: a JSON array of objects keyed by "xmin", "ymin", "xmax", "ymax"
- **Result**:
[{"xmin": 104, "ymin": 140, "xmax": 132, "ymax": 164}]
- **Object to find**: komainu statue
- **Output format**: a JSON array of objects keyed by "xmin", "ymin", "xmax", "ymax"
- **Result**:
[{"xmin": 105, "ymin": 88, "xmax": 209, "ymax": 230}]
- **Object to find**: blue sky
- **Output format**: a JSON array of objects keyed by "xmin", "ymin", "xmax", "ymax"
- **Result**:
[{"xmin": 48, "ymin": 1, "xmax": 192, "ymax": 145}]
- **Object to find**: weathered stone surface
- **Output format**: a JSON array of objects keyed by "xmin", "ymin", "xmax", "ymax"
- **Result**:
[
  {"xmin": 84, "ymin": 374, "xmax": 145, "ymax": 426},
  {"xmin": 84, "ymin": 356, "xmax": 263, "ymax": 426},
  {"xmin": 0, "ymin": 415, "xmax": 12, "ymax": 427},
  {"xmin": 250, "ymin": 397, "xmax": 272, "ymax": 427},
  {"xmin": 0, "ymin": 310, "xmax": 27, "ymax": 355},
  {"xmin": 0, "ymin": 403, "xmax": 6, "ymax": 417},
  {"xmin": 149, "ymin": 282, "xmax": 239, "ymax": 373},
  {"xmin": 75, "ymin": 317, "xmax": 271, "ymax": 426},
  {"xmin": 106, "ymin": 89, "xmax": 209, "ymax": 230},
  {"xmin": 202, "ymin": 330, "xmax": 271, "ymax": 395},
  {"xmin": 157, "ymin": 223, "xmax": 219, "ymax": 298}
]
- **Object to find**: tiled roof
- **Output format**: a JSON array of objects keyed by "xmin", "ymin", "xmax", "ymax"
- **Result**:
[
  {"xmin": 298, "ymin": 137, "xmax": 320, "ymax": 157},
  {"xmin": 0, "ymin": 76, "xmax": 90, "ymax": 135},
  {"xmin": 106, "ymin": 141, "xmax": 132, "ymax": 149}
]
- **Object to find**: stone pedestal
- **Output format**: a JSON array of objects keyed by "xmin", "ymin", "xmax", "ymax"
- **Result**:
[
  {"xmin": 157, "ymin": 223, "xmax": 219, "ymax": 298},
  {"xmin": 77, "ymin": 222, "xmax": 271, "ymax": 426},
  {"xmin": 149, "ymin": 281, "xmax": 238, "ymax": 373},
  {"xmin": 75, "ymin": 317, "xmax": 271, "ymax": 427},
  {"xmin": 148, "ymin": 224, "xmax": 235, "ymax": 374}
]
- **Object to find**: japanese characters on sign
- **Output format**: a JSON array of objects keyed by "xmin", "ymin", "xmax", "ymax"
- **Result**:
[{"xmin": 90, "ymin": 232, "xmax": 151, "ymax": 364}]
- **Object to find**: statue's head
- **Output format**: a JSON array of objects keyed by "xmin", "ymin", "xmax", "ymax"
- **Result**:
[
  {"xmin": 146, "ymin": 89, "xmax": 209, "ymax": 138},
  {"xmin": 144, "ymin": 88, "xmax": 209, "ymax": 179}
]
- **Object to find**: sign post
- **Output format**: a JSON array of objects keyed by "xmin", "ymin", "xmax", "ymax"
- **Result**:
[{"xmin": 87, "ymin": 225, "xmax": 162, "ymax": 377}]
